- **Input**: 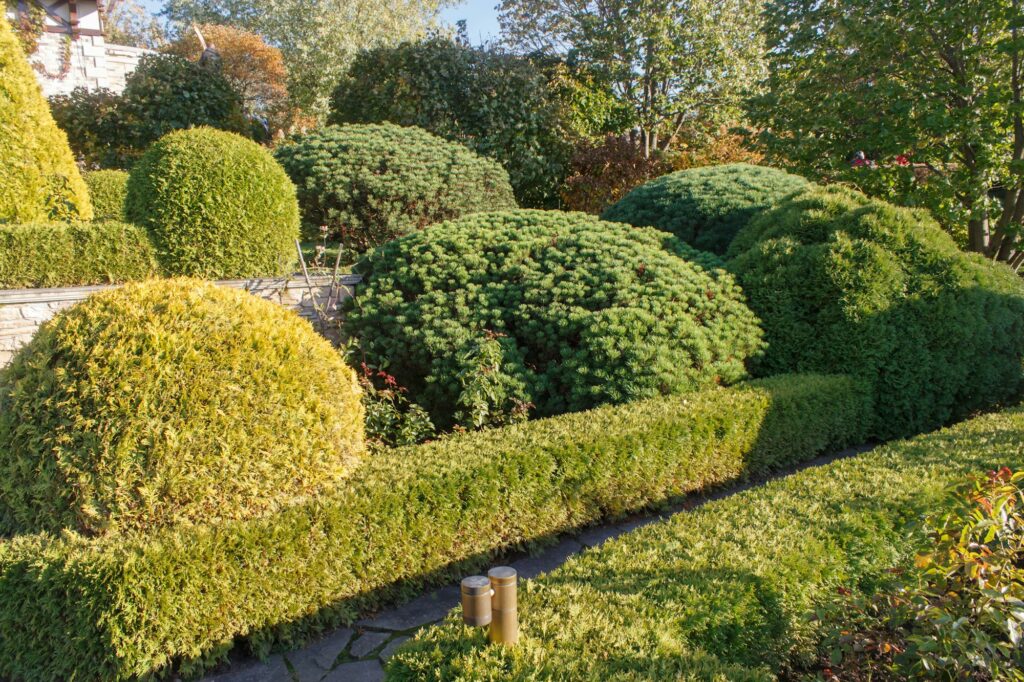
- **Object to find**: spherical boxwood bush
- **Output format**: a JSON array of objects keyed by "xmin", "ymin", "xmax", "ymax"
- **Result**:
[
  {"xmin": 125, "ymin": 127, "xmax": 300, "ymax": 279},
  {"xmin": 347, "ymin": 209, "xmax": 765, "ymax": 428},
  {"xmin": 83, "ymin": 169, "xmax": 129, "ymax": 221},
  {"xmin": 601, "ymin": 163, "xmax": 809, "ymax": 255},
  {"xmin": 728, "ymin": 186, "xmax": 1024, "ymax": 438},
  {"xmin": 274, "ymin": 123, "xmax": 517, "ymax": 253},
  {"xmin": 0, "ymin": 279, "xmax": 365, "ymax": 537}
]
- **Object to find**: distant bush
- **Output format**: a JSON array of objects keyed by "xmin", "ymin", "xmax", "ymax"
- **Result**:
[
  {"xmin": 347, "ymin": 209, "xmax": 765, "ymax": 428},
  {"xmin": 125, "ymin": 127, "xmax": 300, "ymax": 279},
  {"xmin": 0, "ymin": 14, "xmax": 92, "ymax": 222},
  {"xmin": 50, "ymin": 54, "xmax": 248, "ymax": 169},
  {"xmin": 0, "ymin": 221, "xmax": 158, "ymax": 288},
  {"xmin": 83, "ymin": 169, "xmax": 128, "ymax": 221},
  {"xmin": 728, "ymin": 186, "xmax": 1024, "ymax": 437},
  {"xmin": 0, "ymin": 279, "xmax": 365, "ymax": 537},
  {"xmin": 329, "ymin": 38, "xmax": 574, "ymax": 208},
  {"xmin": 0, "ymin": 373, "xmax": 869, "ymax": 680},
  {"xmin": 274, "ymin": 124, "xmax": 516, "ymax": 251},
  {"xmin": 560, "ymin": 135, "xmax": 672, "ymax": 214},
  {"xmin": 602, "ymin": 163, "xmax": 809, "ymax": 255}
]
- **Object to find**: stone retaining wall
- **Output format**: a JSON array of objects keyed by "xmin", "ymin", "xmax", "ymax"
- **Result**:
[{"xmin": 0, "ymin": 274, "xmax": 361, "ymax": 368}]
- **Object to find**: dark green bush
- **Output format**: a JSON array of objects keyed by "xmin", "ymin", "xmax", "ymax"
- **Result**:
[
  {"xmin": 82, "ymin": 169, "xmax": 128, "ymax": 221},
  {"xmin": 329, "ymin": 38, "xmax": 574, "ymax": 208},
  {"xmin": 50, "ymin": 54, "xmax": 249, "ymax": 170},
  {"xmin": 728, "ymin": 186, "xmax": 1024, "ymax": 438},
  {"xmin": 124, "ymin": 127, "xmax": 300, "ymax": 279},
  {"xmin": 0, "ymin": 373, "xmax": 870, "ymax": 680},
  {"xmin": 347, "ymin": 209, "xmax": 765, "ymax": 428},
  {"xmin": 601, "ymin": 163, "xmax": 810, "ymax": 255},
  {"xmin": 274, "ymin": 123, "xmax": 516, "ymax": 252},
  {"xmin": 0, "ymin": 279, "xmax": 365, "ymax": 537},
  {"xmin": 387, "ymin": 398, "xmax": 1024, "ymax": 681},
  {"xmin": 0, "ymin": 221, "xmax": 158, "ymax": 288}
]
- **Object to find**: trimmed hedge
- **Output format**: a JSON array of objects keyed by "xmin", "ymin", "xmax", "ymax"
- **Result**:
[
  {"xmin": 0, "ymin": 373, "xmax": 869, "ymax": 680},
  {"xmin": 124, "ymin": 127, "xmax": 300, "ymax": 279},
  {"xmin": 728, "ymin": 186, "xmax": 1024, "ymax": 438},
  {"xmin": 83, "ymin": 169, "xmax": 129, "ymax": 221},
  {"xmin": 600, "ymin": 163, "xmax": 809, "ymax": 255},
  {"xmin": 388, "ymin": 401, "xmax": 1024, "ymax": 681},
  {"xmin": 0, "ymin": 221, "xmax": 159, "ymax": 288},
  {"xmin": 0, "ymin": 14, "xmax": 92, "ymax": 222},
  {"xmin": 348, "ymin": 209, "xmax": 765, "ymax": 428},
  {"xmin": 274, "ymin": 123, "xmax": 517, "ymax": 251},
  {"xmin": 0, "ymin": 279, "xmax": 366, "ymax": 537}
]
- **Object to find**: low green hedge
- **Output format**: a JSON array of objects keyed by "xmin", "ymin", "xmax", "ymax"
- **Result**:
[
  {"xmin": 387, "ymin": 400, "xmax": 1024, "ymax": 680},
  {"xmin": 0, "ymin": 221, "xmax": 159, "ymax": 289},
  {"xmin": 0, "ymin": 373, "xmax": 868, "ymax": 680}
]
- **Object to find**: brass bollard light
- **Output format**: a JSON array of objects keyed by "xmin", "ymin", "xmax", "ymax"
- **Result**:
[{"xmin": 461, "ymin": 566, "xmax": 519, "ymax": 646}]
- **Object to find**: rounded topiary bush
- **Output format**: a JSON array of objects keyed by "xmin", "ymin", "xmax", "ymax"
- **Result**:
[
  {"xmin": 83, "ymin": 169, "xmax": 129, "ymax": 221},
  {"xmin": 0, "ymin": 14, "xmax": 92, "ymax": 222},
  {"xmin": 124, "ymin": 127, "xmax": 299, "ymax": 279},
  {"xmin": 0, "ymin": 279, "xmax": 365, "ymax": 537},
  {"xmin": 274, "ymin": 123, "xmax": 517, "ymax": 253},
  {"xmin": 347, "ymin": 209, "xmax": 764, "ymax": 429},
  {"xmin": 601, "ymin": 163, "xmax": 809, "ymax": 255},
  {"xmin": 728, "ymin": 186, "xmax": 1024, "ymax": 438}
]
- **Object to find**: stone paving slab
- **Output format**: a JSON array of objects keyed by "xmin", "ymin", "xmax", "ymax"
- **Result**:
[
  {"xmin": 509, "ymin": 537, "xmax": 583, "ymax": 579},
  {"xmin": 348, "ymin": 631, "xmax": 390, "ymax": 659},
  {"xmin": 207, "ymin": 654, "xmax": 289, "ymax": 682},
  {"xmin": 378, "ymin": 636, "xmax": 409, "ymax": 663},
  {"xmin": 355, "ymin": 584, "xmax": 459, "ymax": 632},
  {"xmin": 321, "ymin": 660, "xmax": 384, "ymax": 682}
]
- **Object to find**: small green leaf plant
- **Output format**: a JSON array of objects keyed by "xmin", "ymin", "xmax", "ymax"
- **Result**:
[{"xmin": 810, "ymin": 468, "xmax": 1024, "ymax": 680}]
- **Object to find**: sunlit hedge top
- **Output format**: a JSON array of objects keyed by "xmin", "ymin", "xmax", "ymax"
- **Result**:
[
  {"xmin": 347, "ymin": 209, "xmax": 765, "ymax": 428},
  {"xmin": 601, "ymin": 163, "xmax": 809, "ymax": 255},
  {"xmin": 0, "ymin": 279, "xmax": 365, "ymax": 537},
  {"xmin": 728, "ymin": 186, "xmax": 1024, "ymax": 437},
  {"xmin": 275, "ymin": 123, "xmax": 517, "ymax": 253}
]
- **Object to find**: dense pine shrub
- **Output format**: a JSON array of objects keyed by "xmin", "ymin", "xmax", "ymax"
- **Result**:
[
  {"xmin": 388, "ymin": 398, "xmax": 1024, "ymax": 681},
  {"xmin": 83, "ymin": 169, "xmax": 129, "ymax": 221},
  {"xmin": 329, "ymin": 38, "xmax": 574, "ymax": 208},
  {"xmin": 601, "ymin": 163, "xmax": 809, "ymax": 255},
  {"xmin": 728, "ymin": 186, "xmax": 1024, "ymax": 437},
  {"xmin": 0, "ymin": 221, "xmax": 159, "ymax": 288},
  {"xmin": 274, "ymin": 123, "xmax": 516, "ymax": 252},
  {"xmin": 347, "ymin": 209, "xmax": 765, "ymax": 428},
  {"xmin": 125, "ymin": 127, "xmax": 300, "ymax": 279},
  {"xmin": 0, "ymin": 14, "xmax": 92, "ymax": 222},
  {"xmin": 0, "ymin": 279, "xmax": 365, "ymax": 537},
  {"xmin": 0, "ymin": 374, "xmax": 869, "ymax": 680}
]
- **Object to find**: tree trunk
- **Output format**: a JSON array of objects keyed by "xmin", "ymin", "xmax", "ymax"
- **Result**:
[{"xmin": 968, "ymin": 216, "xmax": 990, "ymax": 254}]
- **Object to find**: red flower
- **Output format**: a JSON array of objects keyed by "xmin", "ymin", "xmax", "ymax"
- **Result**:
[{"xmin": 894, "ymin": 154, "xmax": 910, "ymax": 167}]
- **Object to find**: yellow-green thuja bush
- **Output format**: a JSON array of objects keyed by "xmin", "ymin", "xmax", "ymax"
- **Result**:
[
  {"xmin": 82, "ymin": 169, "xmax": 129, "ymax": 221},
  {"xmin": 125, "ymin": 127, "xmax": 300, "ymax": 279},
  {"xmin": 0, "ymin": 14, "xmax": 92, "ymax": 222},
  {"xmin": 0, "ymin": 279, "xmax": 365, "ymax": 537}
]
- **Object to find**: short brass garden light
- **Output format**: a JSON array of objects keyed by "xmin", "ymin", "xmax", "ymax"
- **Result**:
[{"xmin": 461, "ymin": 566, "xmax": 518, "ymax": 646}]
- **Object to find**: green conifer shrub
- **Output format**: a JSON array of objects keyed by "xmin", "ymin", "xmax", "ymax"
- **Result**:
[
  {"xmin": 347, "ymin": 209, "xmax": 765, "ymax": 428},
  {"xmin": 274, "ymin": 123, "xmax": 517, "ymax": 253},
  {"xmin": 0, "ymin": 14, "xmax": 92, "ymax": 222},
  {"xmin": 0, "ymin": 279, "xmax": 365, "ymax": 537},
  {"xmin": 601, "ymin": 163, "xmax": 809, "ymax": 255},
  {"xmin": 728, "ymin": 186, "xmax": 1024, "ymax": 437},
  {"xmin": 83, "ymin": 169, "xmax": 129, "ymax": 221},
  {"xmin": 125, "ymin": 127, "xmax": 300, "ymax": 278}
]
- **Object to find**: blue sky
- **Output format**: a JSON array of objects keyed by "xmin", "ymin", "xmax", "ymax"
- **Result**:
[{"xmin": 440, "ymin": 0, "xmax": 500, "ymax": 44}]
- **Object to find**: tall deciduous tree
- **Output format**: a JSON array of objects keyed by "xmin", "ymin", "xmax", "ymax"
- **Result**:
[
  {"xmin": 751, "ymin": 0, "xmax": 1024, "ymax": 268},
  {"xmin": 498, "ymin": 0, "xmax": 765, "ymax": 157},
  {"xmin": 103, "ymin": 0, "xmax": 168, "ymax": 49},
  {"xmin": 161, "ymin": 0, "xmax": 444, "ymax": 118}
]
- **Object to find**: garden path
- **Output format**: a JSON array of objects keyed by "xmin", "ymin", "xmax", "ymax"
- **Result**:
[{"xmin": 204, "ymin": 443, "xmax": 874, "ymax": 682}]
